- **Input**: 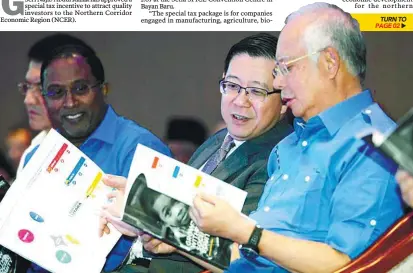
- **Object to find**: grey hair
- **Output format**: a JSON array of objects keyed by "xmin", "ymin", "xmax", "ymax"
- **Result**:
[{"xmin": 286, "ymin": 2, "xmax": 366, "ymax": 82}]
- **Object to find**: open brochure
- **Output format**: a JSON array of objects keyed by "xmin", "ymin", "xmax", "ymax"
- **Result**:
[
  {"xmin": 0, "ymin": 129, "xmax": 121, "ymax": 273},
  {"xmin": 371, "ymin": 107, "xmax": 413, "ymax": 175},
  {"xmin": 119, "ymin": 144, "xmax": 248, "ymax": 270}
]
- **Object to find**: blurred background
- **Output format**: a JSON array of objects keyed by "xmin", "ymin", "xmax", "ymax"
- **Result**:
[{"xmin": 0, "ymin": 31, "xmax": 411, "ymax": 152}]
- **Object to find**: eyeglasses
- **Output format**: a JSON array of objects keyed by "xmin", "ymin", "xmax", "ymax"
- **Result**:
[
  {"xmin": 42, "ymin": 82, "xmax": 102, "ymax": 101},
  {"xmin": 272, "ymin": 49, "xmax": 324, "ymax": 78},
  {"xmin": 219, "ymin": 80, "xmax": 280, "ymax": 103},
  {"xmin": 17, "ymin": 82, "xmax": 42, "ymax": 96}
]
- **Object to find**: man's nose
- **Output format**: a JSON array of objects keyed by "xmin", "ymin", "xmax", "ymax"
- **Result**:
[
  {"xmin": 233, "ymin": 89, "xmax": 251, "ymax": 107},
  {"xmin": 24, "ymin": 89, "xmax": 40, "ymax": 105},
  {"xmin": 273, "ymin": 74, "xmax": 286, "ymax": 91},
  {"xmin": 63, "ymin": 90, "xmax": 77, "ymax": 108}
]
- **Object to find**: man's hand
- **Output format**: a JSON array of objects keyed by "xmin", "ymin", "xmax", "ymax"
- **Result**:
[
  {"xmin": 99, "ymin": 175, "xmax": 130, "ymax": 237},
  {"xmin": 100, "ymin": 209, "xmax": 144, "ymax": 237},
  {"xmin": 141, "ymin": 234, "xmax": 176, "ymax": 254},
  {"xmin": 396, "ymin": 169, "xmax": 413, "ymax": 208},
  {"xmin": 190, "ymin": 192, "xmax": 252, "ymax": 243}
]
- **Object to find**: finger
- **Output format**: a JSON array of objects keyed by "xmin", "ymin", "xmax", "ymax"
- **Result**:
[
  {"xmin": 103, "ymin": 225, "xmax": 110, "ymax": 235},
  {"xmin": 398, "ymin": 172, "xmax": 413, "ymax": 191},
  {"xmin": 397, "ymin": 169, "xmax": 413, "ymax": 184},
  {"xmin": 101, "ymin": 204, "xmax": 116, "ymax": 214},
  {"xmin": 396, "ymin": 169, "xmax": 408, "ymax": 179},
  {"xmin": 408, "ymin": 189, "xmax": 413, "ymax": 205},
  {"xmin": 193, "ymin": 195, "xmax": 214, "ymax": 217},
  {"xmin": 189, "ymin": 207, "xmax": 201, "ymax": 225},
  {"xmin": 144, "ymin": 238, "xmax": 163, "ymax": 252},
  {"xmin": 99, "ymin": 217, "xmax": 110, "ymax": 237},
  {"xmin": 402, "ymin": 188, "xmax": 413, "ymax": 207},
  {"xmin": 103, "ymin": 175, "xmax": 127, "ymax": 190},
  {"xmin": 141, "ymin": 234, "xmax": 153, "ymax": 243},
  {"xmin": 198, "ymin": 192, "xmax": 219, "ymax": 205},
  {"xmin": 106, "ymin": 191, "xmax": 118, "ymax": 200}
]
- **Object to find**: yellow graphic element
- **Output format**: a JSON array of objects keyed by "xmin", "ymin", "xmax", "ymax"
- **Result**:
[
  {"xmin": 208, "ymin": 237, "xmax": 215, "ymax": 256},
  {"xmin": 194, "ymin": 176, "xmax": 202, "ymax": 188},
  {"xmin": 86, "ymin": 172, "xmax": 103, "ymax": 198},
  {"xmin": 351, "ymin": 14, "xmax": 412, "ymax": 31},
  {"xmin": 65, "ymin": 234, "xmax": 80, "ymax": 245}
]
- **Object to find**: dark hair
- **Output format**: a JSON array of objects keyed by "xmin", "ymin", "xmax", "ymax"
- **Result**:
[
  {"xmin": 40, "ymin": 44, "xmax": 105, "ymax": 85},
  {"xmin": 224, "ymin": 33, "xmax": 278, "ymax": 74},
  {"xmin": 166, "ymin": 117, "xmax": 207, "ymax": 146},
  {"xmin": 28, "ymin": 33, "xmax": 95, "ymax": 63},
  {"xmin": 140, "ymin": 187, "xmax": 163, "ymax": 222},
  {"xmin": 127, "ymin": 174, "xmax": 163, "ymax": 223}
]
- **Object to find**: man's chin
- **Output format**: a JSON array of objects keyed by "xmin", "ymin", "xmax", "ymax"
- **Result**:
[{"xmin": 61, "ymin": 126, "xmax": 91, "ymax": 139}]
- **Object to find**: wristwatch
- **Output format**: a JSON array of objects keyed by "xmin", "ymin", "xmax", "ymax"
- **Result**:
[{"xmin": 239, "ymin": 225, "xmax": 263, "ymax": 260}]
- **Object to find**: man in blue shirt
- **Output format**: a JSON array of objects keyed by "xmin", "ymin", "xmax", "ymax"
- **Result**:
[
  {"xmin": 142, "ymin": 3, "xmax": 404, "ymax": 273},
  {"xmin": 24, "ymin": 41, "xmax": 171, "ymax": 272}
]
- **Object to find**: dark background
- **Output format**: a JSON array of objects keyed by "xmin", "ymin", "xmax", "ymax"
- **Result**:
[{"xmin": 0, "ymin": 32, "xmax": 412, "ymax": 150}]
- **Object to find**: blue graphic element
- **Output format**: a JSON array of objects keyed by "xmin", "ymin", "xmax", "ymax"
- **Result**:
[
  {"xmin": 56, "ymin": 250, "xmax": 71, "ymax": 264},
  {"xmin": 172, "ymin": 166, "xmax": 180, "ymax": 178},
  {"xmin": 29, "ymin": 212, "xmax": 44, "ymax": 223},
  {"xmin": 65, "ymin": 157, "xmax": 86, "ymax": 185}
]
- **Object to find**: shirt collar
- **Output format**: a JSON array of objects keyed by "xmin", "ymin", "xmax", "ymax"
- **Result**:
[
  {"xmin": 226, "ymin": 133, "xmax": 245, "ymax": 149},
  {"xmin": 319, "ymin": 89, "xmax": 374, "ymax": 136},
  {"xmin": 294, "ymin": 89, "xmax": 374, "ymax": 137},
  {"xmin": 87, "ymin": 105, "xmax": 117, "ymax": 144}
]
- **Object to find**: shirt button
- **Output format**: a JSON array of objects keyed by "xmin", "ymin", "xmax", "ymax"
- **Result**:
[
  {"xmin": 304, "ymin": 176, "xmax": 311, "ymax": 182},
  {"xmin": 282, "ymin": 174, "xmax": 289, "ymax": 180},
  {"xmin": 365, "ymin": 109, "xmax": 372, "ymax": 114},
  {"xmin": 264, "ymin": 206, "xmax": 270, "ymax": 212},
  {"xmin": 370, "ymin": 220, "xmax": 377, "ymax": 226},
  {"xmin": 302, "ymin": 141, "xmax": 308, "ymax": 147}
]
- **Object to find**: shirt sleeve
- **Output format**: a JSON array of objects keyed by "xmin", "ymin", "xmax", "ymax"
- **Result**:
[
  {"xmin": 326, "ymin": 141, "xmax": 404, "ymax": 259},
  {"xmin": 104, "ymin": 135, "xmax": 172, "ymax": 272}
]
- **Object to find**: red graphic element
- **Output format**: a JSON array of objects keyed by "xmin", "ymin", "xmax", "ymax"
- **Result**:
[
  {"xmin": 47, "ymin": 144, "xmax": 68, "ymax": 173},
  {"xmin": 152, "ymin": 157, "xmax": 159, "ymax": 168},
  {"xmin": 18, "ymin": 229, "xmax": 34, "ymax": 243}
]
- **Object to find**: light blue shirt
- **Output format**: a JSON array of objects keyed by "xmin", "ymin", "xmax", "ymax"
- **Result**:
[
  {"xmin": 25, "ymin": 105, "xmax": 172, "ymax": 273},
  {"xmin": 227, "ymin": 90, "xmax": 404, "ymax": 273}
]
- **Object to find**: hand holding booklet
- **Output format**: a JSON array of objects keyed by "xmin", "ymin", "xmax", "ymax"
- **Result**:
[
  {"xmin": 0, "ymin": 129, "xmax": 121, "ymax": 273},
  {"xmin": 369, "ymin": 107, "xmax": 413, "ymax": 175},
  {"xmin": 108, "ymin": 144, "xmax": 248, "ymax": 270}
]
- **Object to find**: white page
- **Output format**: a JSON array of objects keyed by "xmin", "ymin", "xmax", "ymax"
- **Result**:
[
  {"xmin": 123, "ymin": 144, "xmax": 247, "ymax": 215},
  {"xmin": 0, "ymin": 129, "xmax": 121, "ymax": 273}
]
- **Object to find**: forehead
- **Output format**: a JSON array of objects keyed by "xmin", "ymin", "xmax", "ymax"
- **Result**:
[
  {"xmin": 226, "ymin": 54, "xmax": 274, "ymax": 85},
  {"xmin": 44, "ymin": 56, "xmax": 92, "ymax": 84},
  {"xmin": 276, "ymin": 17, "xmax": 307, "ymax": 60},
  {"xmin": 25, "ymin": 61, "xmax": 42, "ymax": 83}
]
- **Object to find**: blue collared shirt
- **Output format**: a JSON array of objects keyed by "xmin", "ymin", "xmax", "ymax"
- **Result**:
[
  {"xmin": 25, "ymin": 105, "xmax": 172, "ymax": 273},
  {"xmin": 227, "ymin": 90, "xmax": 404, "ymax": 273}
]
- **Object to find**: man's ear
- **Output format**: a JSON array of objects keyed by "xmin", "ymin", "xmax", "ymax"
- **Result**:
[
  {"xmin": 322, "ymin": 47, "xmax": 340, "ymax": 79},
  {"xmin": 222, "ymin": 72, "xmax": 225, "ymax": 79}
]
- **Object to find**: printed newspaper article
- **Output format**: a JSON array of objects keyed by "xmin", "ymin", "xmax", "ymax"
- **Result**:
[{"xmin": 0, "ymin": 0, "xmax": 412, "ymax": 30}]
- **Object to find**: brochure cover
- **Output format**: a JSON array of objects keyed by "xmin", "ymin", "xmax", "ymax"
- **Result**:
[
  {"xmin": 121, "ymin": 144, "xmax": 248, "ymax": 270},
  {"xmin": 0, "ymin": 130, "xmax": 121, "ymax": 273}
]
